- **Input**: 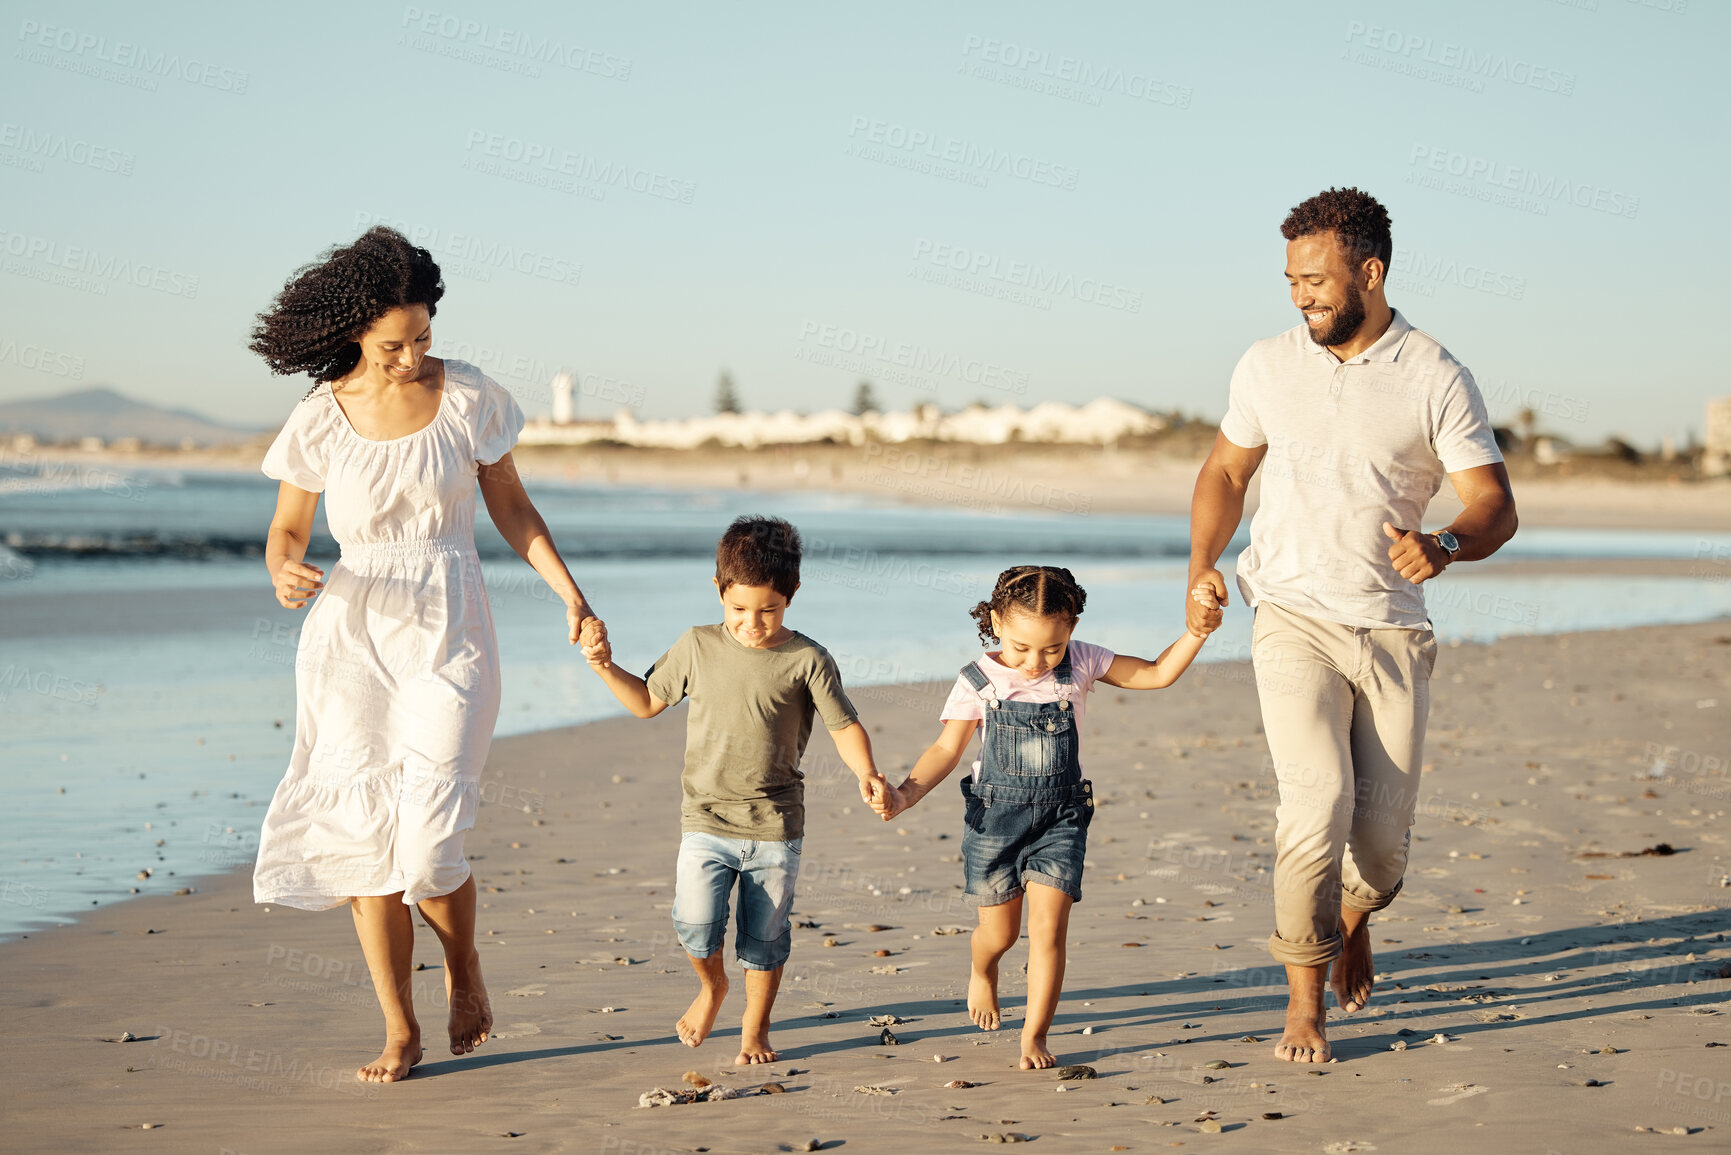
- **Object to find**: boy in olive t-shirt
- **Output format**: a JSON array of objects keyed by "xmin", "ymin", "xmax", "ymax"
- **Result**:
[{"xmin": 581, "ymin": 516, "xmax": 889, "ymax": 1065}]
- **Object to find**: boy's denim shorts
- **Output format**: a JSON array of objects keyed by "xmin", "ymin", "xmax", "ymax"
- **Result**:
[
  {"xmin": 672, "ymin": 831, "xmax": 803, "ymax": 970},
  {"xmin": 960, "ymin": 777, "xmax": 1093, "ymax": 906}
]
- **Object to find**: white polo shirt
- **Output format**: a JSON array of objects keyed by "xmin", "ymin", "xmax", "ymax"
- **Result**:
[{"xmin": 1220, "ymin": 309, "xmax": 1503, "ymax": 631}]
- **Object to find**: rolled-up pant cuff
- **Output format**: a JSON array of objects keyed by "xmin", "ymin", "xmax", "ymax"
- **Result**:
[
  {"xmin": 1342, "ymin": 876, "xmax": 1404, "ymax": 913},
  {"xmin": 1268, "ymin": 929, "xmax": 1344, "ymax": 967},
  {"xmin": 735, "ymin": 928, "xmax": 791, "ymax": 971},
  {"xmin": 673, "ymin": 918, "xmax": 726, "ymax": 959}
]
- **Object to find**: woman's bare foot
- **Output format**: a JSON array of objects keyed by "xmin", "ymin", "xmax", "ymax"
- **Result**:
[
  {"xmin": 356, "ymin": 1031, "xmax": 423, "ymax": 1082},
  {"xmin": 1331, "ymin": 917, "xmax": 1375, "ymax": 1014},
  {"xmin": 1018, "ymin": 1034, "xmax": 1056, "ymax": 1069},
  {"xmin": 676, "ymin": 975, "xmax": 729, "ymax": 1047},
  {"xmin": 445, "ymin": 949, "xmax": 492, "ymax": 1055},
  {"xmin": 968, "ymin": 967, "xmax": 1001, "ymax": 1030},
  {"xmin": 735, "ymin": 1031, "xmax": 778, "ymax": 1065}
]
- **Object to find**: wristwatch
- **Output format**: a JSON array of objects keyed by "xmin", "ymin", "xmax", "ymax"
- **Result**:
[{"xmin": 1432, "ymin": 530, "xmax": 1461, "ymax": 561}]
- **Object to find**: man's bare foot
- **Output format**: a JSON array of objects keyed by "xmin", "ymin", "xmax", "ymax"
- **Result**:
[
  {"xmin": 356, "ymin": 1032, "xmax": 423, "ymax": 1082},
  {"xmin": 1275, "ymin": 998, "xmax": 1331, "ymax": 1063},
  {"xmin": 446, "ymin": 949, "xmax": 492, "ymax": 1055},
  {"xmin": 1018, "ymin": 1034, "xmax": 1056, "ymax": 1069},
  {"xmin": 676, "ymin": 975, "xmax": 729, "ymax": 1048},
  {"xmin": 1331, "ymin": 916, "xmax": 1375, "ymax": 1014},
  {"xmin": 735, "ymin": 1031, "xmax": 778, "ymax": 1065},
  {"xmin": 968, "ymin": 967, "xmax": 1001, "ymax": 1030},
  {"xmin": 1275, "ymin": 962, "xmax": 1332, "ymax": 1063}
]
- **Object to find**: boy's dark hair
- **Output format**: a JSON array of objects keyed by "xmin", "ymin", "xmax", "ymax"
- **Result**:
[
  {"xmin": 970, "ymin": 565, "xmax": 1087, "ymax": 645},
  {"xmin": 1280, "ymin": 187, "xmax": 1393, "ymax": 270},
  {"xmin": 716, "ymin": 516, "xmax": 801, "ymax": 599}
]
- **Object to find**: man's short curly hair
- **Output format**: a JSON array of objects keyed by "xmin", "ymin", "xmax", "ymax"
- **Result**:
[
  {"xmin": 1280, "ymin": 187, "xmax": 1392, "ymax": 270},
  {"xmin": 249, "ymin": 226, "xmax": 445, "ymax": 386}
]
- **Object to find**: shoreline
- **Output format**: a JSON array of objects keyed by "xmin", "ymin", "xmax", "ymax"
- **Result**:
[
  {"xmin": 4, "ymin": 621, "xmax": 1728, "ymax": 1153},
  {"xmin": 10, "ymin": 440, "xmax": 1731, "ymax": 530}
]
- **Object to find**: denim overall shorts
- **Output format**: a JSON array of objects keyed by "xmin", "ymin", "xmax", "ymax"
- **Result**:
[{"xmin": 958, "ymin": 655, "xmax": 1095, "ymax": 906}]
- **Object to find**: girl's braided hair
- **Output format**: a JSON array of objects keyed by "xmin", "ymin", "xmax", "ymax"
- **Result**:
[
  {"xmin": 969, "ymin": 565, "xmax": 1087, "ymax": 645},
  {"xmin": 249, "ymin": 226, "xmax": 445, "ymax": 398}
]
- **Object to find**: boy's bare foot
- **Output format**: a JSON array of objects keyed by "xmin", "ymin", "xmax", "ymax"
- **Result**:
[
  {"xmin": 446, "ymin": 949, "xmax": 492, "ymax": 1055},
  {"xmin": 1275, "ymin": 964, "xmax": 1331, "ymax": 1063},
  {"xmin": 356, "ymin": 1031, "xmax": 423, "ymax": 1082},
  {"xmin": 676, "ymin": 975, "xmax": 729, "ymax": 1047},
  {"xmin": 735, "ymin": 1031, "xmax": 778, "ymax": 1065},
  {"xmin": 1018, "ymin": 1034, "xmax": 1056, "ymax": 1069},
  {"xmin": 1331, "ymin": 915, "xmax": 1375, "ymax": 1014},
  {"xmin": 968, "ymin": 967, "xmax": 1001, "ymax": 1030}
]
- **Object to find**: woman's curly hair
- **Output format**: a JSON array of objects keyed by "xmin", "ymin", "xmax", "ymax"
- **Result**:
[
  {"xmin": 969, "ymin": 565, "xmax": 1087, "ymax": 645},
  {"xmin": 249, "ymin": 226, "xmax": 445, "ymax": 393}
]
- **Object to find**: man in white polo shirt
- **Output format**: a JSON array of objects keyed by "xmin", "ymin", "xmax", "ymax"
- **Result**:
[{"xmin": 1187, "ymin": 187, "xmax": 1517, "ymax": 1064}]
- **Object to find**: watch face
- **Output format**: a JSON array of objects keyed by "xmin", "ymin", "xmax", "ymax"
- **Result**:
[{"xmin": 1436, "ymin": 531, "xmax": 1460, "ymax": 555}]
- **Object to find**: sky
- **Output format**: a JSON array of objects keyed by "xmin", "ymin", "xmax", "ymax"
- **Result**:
[{"xmin": 0, "ymin": 0, "xmax": 1723, "ymax": 446}]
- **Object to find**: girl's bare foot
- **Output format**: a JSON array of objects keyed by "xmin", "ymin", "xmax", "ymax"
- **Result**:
[
  {"xmin": 445, "ymin": 949, "xmax": 492, "ymax": 1055},
  {"xmin": 968, "ymin": 967, "xmax": 1001, "ymax": 1030},
  {"xmin": 735, "ymin": 1031, "xmax": 778, "ymax": 1064},
  {"xmin": 356, "ymin": 1031, "xmax": 423, "ymax": 1082},
  {"xmin": 1018, "ymin": 1034, "xmax": 1056, "ymax": 1069},
  {"xmin": 676, "ymin": 975, "xmax": 729, "ymax": 1047},
  {"xmin": 1331, "ymin": 918, "xmax": 1375, "ymax": 1014}
]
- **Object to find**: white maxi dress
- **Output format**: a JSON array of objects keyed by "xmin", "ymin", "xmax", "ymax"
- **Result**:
[{"xmin": 252, "ymin": 359, "xmax": 525, "ymax": 909}]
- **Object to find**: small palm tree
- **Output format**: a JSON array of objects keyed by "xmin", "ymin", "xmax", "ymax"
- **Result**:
[{"xmin": 714, "ymin": 371, "xmax": 741, "ymax": 415}]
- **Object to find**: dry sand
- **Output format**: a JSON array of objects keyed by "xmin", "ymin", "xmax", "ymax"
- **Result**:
[{"xmin": 4, "ymin": 621, "xmax": 1729, "ymax": 1153}]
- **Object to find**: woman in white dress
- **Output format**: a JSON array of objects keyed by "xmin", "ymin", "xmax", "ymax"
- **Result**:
[{"xmin": 249, "ymin": 226, "xmax": 606, "ymax": 1083}]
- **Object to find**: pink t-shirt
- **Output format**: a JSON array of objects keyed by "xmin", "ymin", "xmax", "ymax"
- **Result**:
[{"xmin": 939, "ymin": 640, "xmax": 1116, "ymax": 778}]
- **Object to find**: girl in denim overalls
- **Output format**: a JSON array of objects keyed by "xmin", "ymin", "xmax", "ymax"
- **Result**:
[{"xmin": 876, "ymin": 566, "xmax": 1219, "ymax": 1069}]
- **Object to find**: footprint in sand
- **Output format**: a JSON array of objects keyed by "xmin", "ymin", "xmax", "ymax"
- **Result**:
[
  {"xmin": 1426, "ymin": 1084, "xmax": 1488, "ymax": 1106},
  {"xmin": 491, "ymin": 1023, "xmax": 543, "ymax": 1040}
]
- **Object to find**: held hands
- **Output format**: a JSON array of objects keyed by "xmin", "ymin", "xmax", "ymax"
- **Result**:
[
  {"xmin": 1187, "ymin": 575, "xmax": 1225, "ymax": 639},
  {"xmin": 576, "ymin": 612, "xmax": 612, "ymax": 669},
  {"xmin": 272, "ymin": 560, "xmax": 324, "ymax": 609},
  {"xmin": 870, "ymin": 778, "xmax": 913, "ymax": 821},
  {"xmin": 1383, "ymin": 522, "xmax": 1449, "ymax": 584},
  {"xmin": 858, "ymin": 770, "xmax": 904, "ymax": 821}
]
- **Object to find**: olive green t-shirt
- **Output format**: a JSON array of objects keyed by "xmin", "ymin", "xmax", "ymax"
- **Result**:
[{"xmin": 645, "ymin": 625, "xmax": 858, "ymax": 841}]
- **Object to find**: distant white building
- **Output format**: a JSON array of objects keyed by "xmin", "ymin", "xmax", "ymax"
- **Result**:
[
  {"xmin": 550, "ymin": 370, "xmax": 575, "ymax": 425},
  {"xmin": 517, "ymin": 396, "xmax": 1167, "ymax": 450},
  {"xmin": 1704, "ymin": 395, "xmax": 1731, "ymax": 477}
]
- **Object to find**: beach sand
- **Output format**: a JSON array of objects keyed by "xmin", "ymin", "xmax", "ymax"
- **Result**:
[{"xmin": 4, "ymin": 621, "xmax": 1728, "ymax": 1153}]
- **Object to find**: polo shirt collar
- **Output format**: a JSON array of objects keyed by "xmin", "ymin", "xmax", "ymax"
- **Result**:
[{"xmin": 1303, "ymin": 308, "xmax": 1413, "ymax": 364}]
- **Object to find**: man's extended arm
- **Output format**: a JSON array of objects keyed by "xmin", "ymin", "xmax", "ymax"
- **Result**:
[{"xmin": 1187, "ymin": 431, "xmax": 1269, "ymax": 633}]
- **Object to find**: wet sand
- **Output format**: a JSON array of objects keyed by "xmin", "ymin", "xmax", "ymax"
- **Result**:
[{"xmin": 4, "ymin": 622, "xmax": 1729, "ymax": 1154}]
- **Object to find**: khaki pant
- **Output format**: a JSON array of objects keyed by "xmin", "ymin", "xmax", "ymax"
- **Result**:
[{"xmin": 1251, "ymin": 600, "xmax": 1438, "ymax": 967}]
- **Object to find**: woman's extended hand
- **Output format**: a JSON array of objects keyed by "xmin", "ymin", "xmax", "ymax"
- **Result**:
[
  {"xmin": 577, "ymin": 612, "xmax": 611, "ymax": 669},
  {"xmin": 272, "ymin": 560, "xmax": 325, "ymax": 609}
]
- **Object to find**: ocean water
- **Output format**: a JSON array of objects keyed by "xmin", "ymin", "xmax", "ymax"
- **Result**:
[{"xmin": 2, "ymin": 460, "xmax": 1729, "ymax": 938}]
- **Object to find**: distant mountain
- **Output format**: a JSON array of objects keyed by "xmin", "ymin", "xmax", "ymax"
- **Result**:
[{"xmin": 0, "ymin": 386, "xmax": 267, "ymax": 446}]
